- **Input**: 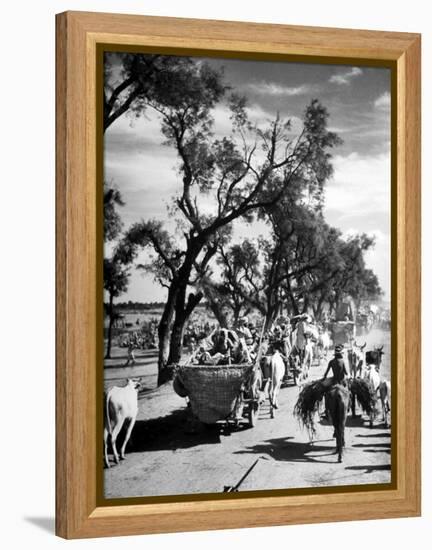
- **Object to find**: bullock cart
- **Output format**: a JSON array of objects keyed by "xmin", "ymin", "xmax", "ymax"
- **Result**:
[
  {"xmin": 329, "ymin": 320, "xmax": 356, "ymax": 347},
  {"xmin": 173, "ymin": 363, "xmax": 262, "ymax": 427}
]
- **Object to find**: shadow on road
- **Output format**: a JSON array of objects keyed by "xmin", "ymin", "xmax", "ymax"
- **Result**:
[
  {"xmin": 320, "ymin": 415, "xmax": 391, "ymax": 431},
  {"xmin": 104, "ymin": 358, "xmax": 158, "ymax": 370},
  {"xmin": 119, "ymin": 409, "xmax": 223, "ymax": 453},
  {"xmin": 356, "ymin": 432, "xmax": 391, "ymax": 438},
  {"xmin": 352, "ymin": 442, "xmax": 391, "ymax": 449},
  {"xmin": 318, "ymin": 415, "xmax": 366, "ymax": 429},
  {"xmin": 345, "ymin": 464, "xmax": 391, "ymax": 474},
  {"xmin": 345, "ymin": 416, "xmax": 372, "ymax": 428},
  {"xmin": 233, "ymin": 437, "xmax": 338, "ymax": 464}
]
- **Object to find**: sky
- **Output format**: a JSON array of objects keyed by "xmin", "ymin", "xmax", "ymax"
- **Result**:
[{"xmin": 104, "ymin": 55, "xmax": 391, "ymax": 303}]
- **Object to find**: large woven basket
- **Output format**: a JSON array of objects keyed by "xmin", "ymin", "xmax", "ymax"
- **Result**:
[{"xmin": 174, "ymin": 364, "xmax": 253, "ymax": 424}]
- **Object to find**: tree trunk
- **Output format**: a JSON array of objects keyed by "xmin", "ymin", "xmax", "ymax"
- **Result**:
[
  {"xmin": 263, "ymin": 277, "xmax": 277, "ymax": 332},
  {"xmin": 167, "ymin": 282, "xmax": 188, "ymax": 367},
  {"xmin": 158, "ymin": 237, "xmax": 213, "ymax": 383},
  {"xmin": 264, "ymin": 314, "xmax": 273, "ymax": 332},
  {"xmin": 314, "ymin": 296, "xmax": 325, "ymax": 321},
  {"xmin": 233, "ymin": 305, "xmax": 242, "ymax": 327},
  {"xmin": 286, "ymin": 279, "xmax": 299, "ymax": 316},
  {"xmin": 264, "ymin": 299, "xmax": 278, "ymax": 332},
  {"xmin": 168, "ymin": 313, "xmax": 187, "ymax": 365},
  {"xmin": 105, "ymin": 293, "xmax": 114, "ymax": 359},
  {"xmin": 206, "ymin": 299, "xmax": 229, "ymax": 328},
  {"xmin": 168, "ymin": 285, "xmax": 203, "ymax": 366},
  {"xmin": 157, "ymin": 285, "xmax": 177, "ymax": 385},
  {"xmin": 214, "ymin": 307, "xmax": 229, "ymax": 328}
]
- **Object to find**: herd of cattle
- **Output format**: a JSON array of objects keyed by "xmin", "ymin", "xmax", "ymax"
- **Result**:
[{"xmin": 103, "ymin": 328, "xmax": 390, "ymax": 469}]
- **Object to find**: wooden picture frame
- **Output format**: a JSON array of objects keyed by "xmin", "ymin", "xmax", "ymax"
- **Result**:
[{"xmin": 56, "ymin": 11, "xmax": 421, "ymax": 539}]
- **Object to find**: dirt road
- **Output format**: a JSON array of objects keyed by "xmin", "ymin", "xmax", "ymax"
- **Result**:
[{"xmin": 104, "ymin": 328, "xmax": 391, "ymax": 499}]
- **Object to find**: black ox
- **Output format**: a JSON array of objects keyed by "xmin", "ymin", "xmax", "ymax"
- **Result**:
[{"xmin": 365, "ymin": 345, "xmax": 384, "ymax": 368}]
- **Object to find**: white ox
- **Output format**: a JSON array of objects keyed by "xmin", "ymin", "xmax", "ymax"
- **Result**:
[
  {"xmin": 363, "ymin": 365, "xmax": 391, "ymax": 427},
  {"xmin": 318, "ymin": 330, "xmax": 331, "ymax": 359},
  {"xmin": 261, "ymin": 350, "xmax": 285, "ymax": 418},
  {"xmin": 104, "ymin": 378, "xmax": 142, "ymax": 468},
  {"xmin": 303, "ymin": 338, "xmax": 314, "ymax": 373}
]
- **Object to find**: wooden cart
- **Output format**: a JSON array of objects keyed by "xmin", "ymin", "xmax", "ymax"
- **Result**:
[{"xmin": 173, "ymin": 363, "xmax": 262, "ymax": 427}]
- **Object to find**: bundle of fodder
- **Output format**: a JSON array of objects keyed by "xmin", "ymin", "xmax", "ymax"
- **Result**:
[
  {"xmin": 173, "ymin": 370, "xmax": 189, "ymax": 398},
  {"xmin": 293, "ymin": 379, "xmax": 327, "ymax": 437},
  {"xmin": 175, "ymin": 364, "xmax": 253, "ymax": 424},
  {"xmin": 349, "ymin": 377, "xmax": 376, "ymax": 415}
]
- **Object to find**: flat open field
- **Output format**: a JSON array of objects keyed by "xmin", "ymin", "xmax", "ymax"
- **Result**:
[{"xmin": 103, "ymin": 327, "xmax": 391, "ymax": 499}]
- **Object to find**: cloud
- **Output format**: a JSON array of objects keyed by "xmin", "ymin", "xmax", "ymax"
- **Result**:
[
  {"xmin": 374, "ymin": 91, "xmax": 391, "ymax": 110},
  {"xmin": 325, "ymin": 152, "xmax": 390, "ymax": 216},
  {"xmin": 246, "ymin": 82, "xmax": 319, "ymax": 97},
  {"xmin": 211, "ymin": 105, "xmax": 236, "ymax": 138},
  {"xmin": 324, "ymin": 152, "xmax": 391, "ymax": 297},
  {"xmin": 329, "ymin": 67, "xmax": 363, "ymax": 85}
]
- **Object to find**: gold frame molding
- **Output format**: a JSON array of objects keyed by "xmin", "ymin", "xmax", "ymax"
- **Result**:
[{"xmin": 56, "ymin": 11, "xmax": 421, "ymax": 539}]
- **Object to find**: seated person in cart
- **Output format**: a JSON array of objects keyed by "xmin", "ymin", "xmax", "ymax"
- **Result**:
[
  {"xmin": 194, "ymin": 329, "xmax": 233, "ymax": 365},
  {"xmin": 235, "ymin": 317, "xmax": 254, "ymax": 362},
  {"xmin": 193, "ymin": 327, "xmax": 250, "ymax": 365},
  {"xmin": 236, "ymin": 317, "xmax": 254, "ymax": 345}
]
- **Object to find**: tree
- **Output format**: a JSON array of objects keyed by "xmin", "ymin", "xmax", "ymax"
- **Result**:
[
  {"xmin": 104, "ymin": 54, "xmax": 200, "ymax": 132},
  {"xmin": 207, "ymin": 205, "xmax": 382, "ymax": 328},
  {"xmin": 104, "ymin": 186, "xmax": 125, "ymax": 241},
  {"xmin": 289, "ymin": 230, "xmax": 341, "ymax": 318},
  {"xmin": 103, "ymin": 185, "xmax": 130, "ymax": 358},
  {"xmin": 200, "ymin": 240, "xmax": 260, "ymax": 327},
  {"xmin": 104, "ymin": 257, "xmax": 130, "ymax": 358},
  {"xmin": 330, "ymin": 234, "xmax": 383, "ymax": 311},
  {"xmin": 355, "ymin": 268, "xmax": 382, "ymax": 306},
  {"xmin": 200, "ymin": 277, "xmax": 231, "ymax": 329},
  {"xmin": 283, "ymin": 230, "xmax": 383, "ymax": 319},
  {"xmin": 232, "ymin": 183, "xmax": 335, "ymax": 326},
  {"xmin": 119, "ymin": 55, "xmax": 341, "ymax": 382}
]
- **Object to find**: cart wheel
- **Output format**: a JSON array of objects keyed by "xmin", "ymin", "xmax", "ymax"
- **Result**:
[{"xmin": 249, "ymin": 402, "xmax": 259, "ymax": 427}]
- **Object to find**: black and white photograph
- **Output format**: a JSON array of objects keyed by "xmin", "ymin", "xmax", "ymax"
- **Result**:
[{"xmin": 102, "ymin": 52, "xmax": 392, "ymax": 499}]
